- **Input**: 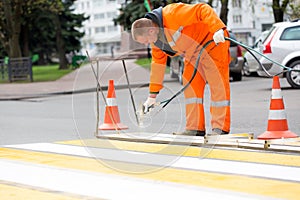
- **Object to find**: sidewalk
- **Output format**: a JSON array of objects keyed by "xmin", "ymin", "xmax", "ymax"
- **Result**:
[{"xmin": 0, "ymin": 59, "xmax": 173, "ymax": 100}]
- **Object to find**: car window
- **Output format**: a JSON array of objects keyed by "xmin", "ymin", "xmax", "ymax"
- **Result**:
[
  {"xmin": 253, "ymin": 30, "xmax": 270, "ymax": 48},
  {"xmin": 262, "ymin": 26, "xmax": 276, "ymax": 43},
  {"xmin": 280, "ymin": 26, "xmax": 300, "ymax": 40}
]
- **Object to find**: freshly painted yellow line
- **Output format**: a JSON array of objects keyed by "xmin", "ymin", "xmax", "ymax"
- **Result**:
[
  {"xmin": 0, "ymin": 182, "xmax": 82, "ymax": 200},
  {"xmin": 1, "ymin": 147, "xmax": 300, "ymax": 200},
  {"xmin": 57, "ymin": 139, "xmax": 300, "ymax": 167}
]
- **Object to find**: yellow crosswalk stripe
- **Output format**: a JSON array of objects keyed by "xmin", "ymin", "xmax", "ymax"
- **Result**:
[
  {"xmin": 58, "ymin": 139, "xmax": 300, "ymax": 167},
  {"xmin": 1, "ymin": 146, "xmax": 300, "ymax": 199},
  {"xmin": 0, "ymin": 181, "xmax": 83, "ymax": 200}
]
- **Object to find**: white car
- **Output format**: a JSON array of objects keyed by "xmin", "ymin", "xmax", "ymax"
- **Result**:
[
  {"xmin": 256, "ymin": 20, "xmax": 300, "ymax": 88},
  {"xmin": 243, "ymin": 30, "xmax": 269, "ymax": 76}
]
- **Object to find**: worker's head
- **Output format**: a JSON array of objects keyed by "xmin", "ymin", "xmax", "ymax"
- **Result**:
[{"xmin": 131, "ymin": 18, "xmax": 159, "ymax": 45}]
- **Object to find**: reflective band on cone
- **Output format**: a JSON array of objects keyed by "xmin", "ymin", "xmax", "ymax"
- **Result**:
[
  {"xmin": 258, "ymin": 76, "xmax": 297, "ymax": 139},
  {"xmin": 99, "ymin": 80, "xmax": 128, "ymax": 130}
]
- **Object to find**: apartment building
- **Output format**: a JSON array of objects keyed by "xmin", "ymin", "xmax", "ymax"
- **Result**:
[
  {"xmin": 226, "ymin": 0, "xmax": 274, "ymax": 46},
  {"xmin": 74, "ymin": 0, "xmax": 293, "ymax": 56},
  {"xmin": 73, "ymin": 0, "xmax": 122, "ymax": 56}
]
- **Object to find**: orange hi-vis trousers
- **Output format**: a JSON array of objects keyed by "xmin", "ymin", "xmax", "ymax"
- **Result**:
[{"xmin": 182, "ymin": 40, "xmax": 230, "ymax": 132}]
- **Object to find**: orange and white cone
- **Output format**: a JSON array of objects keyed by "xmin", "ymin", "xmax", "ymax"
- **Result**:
[
  {"xmin": 258, "ymin": 76, "xmax": 297, "ymax": 139},
  {"xmin": 99, "ymin": 80, "xmax": 128, "ymax": 130}
]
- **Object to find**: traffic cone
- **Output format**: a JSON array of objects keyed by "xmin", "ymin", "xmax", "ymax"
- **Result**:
[
  {"xmin": 258, "ymin": 76, "xmax": 297, "ymax": 139},
  {"xmin": 99, "ymin": 80, "xmax": 128, "ymax": 130}
]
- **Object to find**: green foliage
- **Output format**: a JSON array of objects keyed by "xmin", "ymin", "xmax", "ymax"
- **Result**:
[
  {"xmin": 0, "ymin": 0, "xmax": 63, "ymax": 57},
  {"xmin": 114, "ymin": 0, "xmax": 193, "ymax": 31},
  {"xmin": 135, "ymin": 57, "xmax": 170, "ymax": 73},
  {"xmin": 0, "ymin": 0, "xmax": 87, "ymax": 65},
  {"xmin": 288, "ymin": 0, "xmax": 300, "ymax": 19}
]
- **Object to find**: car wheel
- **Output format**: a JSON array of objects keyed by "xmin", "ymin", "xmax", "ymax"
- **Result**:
[
  {"xmin": 242, "ymin": 60, "xmax": 252, "ymax": 76},
  {"xmin": 170, "ymin": 63, "xmax": 178, "ymax": 78},
  {"xmin": 286, "ymin": 60, "xmax": 300, "ymax": 89},
  {"xmin": 231, "ymin": 71, "xmax": 242, "ymax": 81},
  {"xmin": 169, "ymin": 57, "xmax": 178, "ymax": 79},
  {"xmin": 178, "ymin": 62, "xmax": 184, "ymax": 85}
]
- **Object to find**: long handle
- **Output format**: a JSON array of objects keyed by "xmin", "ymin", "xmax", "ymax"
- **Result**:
[{"xmin": 122, "ymin": 60, "xmax": 139, "ymax": 125}]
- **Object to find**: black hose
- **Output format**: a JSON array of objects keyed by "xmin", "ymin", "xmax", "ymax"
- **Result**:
[{"xmin": 158, "ymin": 36, "xmax": 300, "ymax": 109}]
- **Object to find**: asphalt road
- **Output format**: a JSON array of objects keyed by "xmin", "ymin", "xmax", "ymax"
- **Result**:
[
  {"xmin": 1, "ymin": 75, "xmax": 299, "ymax": 145},
  {"xmin": 1, "ymin": 74, "xmax": 300, "ymax": 199}
]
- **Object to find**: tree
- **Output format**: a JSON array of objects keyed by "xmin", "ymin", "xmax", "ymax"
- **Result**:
[
  {"xmin": 273, "ymin": 0, "xmax": 290, "ymax": 22},
  {"xmin": 0, "ymin": 0, "xmax": 23, "ymax": 58},
  {"xmin": 0, "ymin": 0, "xmax": 62, "ymax": 58},
  {"xmin": 0, "ymin": 0, "xmax": 87, "ymax": 69},
  {"xmin": 114, "ymin": 0, "xmax": 193, "ymax": 31},
  {"xmin": 287, "ymin": 0, "xmax": 300, "ymax": 20},
  {"xmin": 27, "ymin": 10, "xmax": 57, "ymax": 65},
  {"xmin": 54, "ymin": 0, "xmax": 88, "ymax": 69}
]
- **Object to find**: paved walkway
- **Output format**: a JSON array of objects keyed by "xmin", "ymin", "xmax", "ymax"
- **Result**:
[{"xmin": 0, "ymin": 59, "xmax": 164, "ymax": 100}]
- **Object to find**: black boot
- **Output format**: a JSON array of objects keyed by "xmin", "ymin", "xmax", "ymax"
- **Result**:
[{"xmin": 173, "ymin": 130, "xmax": 206, "ymax": 136}]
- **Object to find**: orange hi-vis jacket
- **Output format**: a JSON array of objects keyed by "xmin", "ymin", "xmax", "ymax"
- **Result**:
[{"xmin": 146, "ymin": 3, "xmax": 231, "ymax": 132}]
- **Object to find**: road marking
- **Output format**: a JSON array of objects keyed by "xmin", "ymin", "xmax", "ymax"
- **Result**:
[
  {"xmin": 0, "ymin": 158, "xmax": 264, "ymax": 200},
  {"xmin": 2, "ymin": 142, "xmax": 300, "ymax": 199},
  {"xmin": 4, "ymin": 142, "xmax": 300, "ymax": 182},
  {"xmin": 58, "ymin": 139, "xmax": 300, "ymax": 167},
  {"xmin": 0, "ymin": 181, "xmax": 82, "ymax": 200}
]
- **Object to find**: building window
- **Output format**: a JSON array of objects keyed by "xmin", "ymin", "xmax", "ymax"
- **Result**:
[
  {"xmin": 94, "ymin": 13, "xmax": 105, "ymax": 20},
  {"xmin": 93, "ymin": 0, "xmax": 104, "ymax": 7},
  {"xmin": 95, "ymin": 27, "xmax": 105, "ymax": 33},
  {"xmin": 232, "ymin": 0, "xmax": 241, "ymax": 8},
  {"xmin": 233, "ymin": 15, "xmax": 242, "ymax": 24},
  {"xmin": 107, "ymin": 25, "xmax": 118, "ymax": 32},
  {"xmin": 107, "ymin": 11, "xmax": 117, "ymax": 18}
]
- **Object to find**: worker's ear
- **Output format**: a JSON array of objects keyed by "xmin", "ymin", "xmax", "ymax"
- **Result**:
[{"xmin": 148, "ymin": 27, "xmax": 157, "ymax": 36}]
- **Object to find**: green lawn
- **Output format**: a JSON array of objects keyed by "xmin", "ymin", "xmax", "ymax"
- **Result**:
[
  {"xmin": 0, "ymin": 64, "xmax": 72, "ymax": 83},
  {"xmin": 135, "ymin": 58, "xmax": 170, "ymax": 73},
  {"xmin": 32, "ymin": 65, "xmax": 72, "ymax": 82}
]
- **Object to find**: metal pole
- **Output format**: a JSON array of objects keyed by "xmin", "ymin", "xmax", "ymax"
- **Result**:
[
  {"xmin": 122, "ymin": 59, "xmax": 139, "ymax": 125},
  {"xmin": 95, "ymin": 59, "xmax": 99, "ymax": 136},
  {"xmin": 86, "ymin": 51, "xmax": 120, "ymax": 134}
]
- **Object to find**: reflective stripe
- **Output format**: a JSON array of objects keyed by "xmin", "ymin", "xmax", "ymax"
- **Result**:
[
  {"xmin": 185, "ymin": 97, "xmax": 203, "ymax": 105},
  {"xmin": 268, "ymin": 110, "xmax": 287, "ymax": 120},
  {"xmin": 271, "ymin": 89, "xmax": 282, "ymax": 99},
  {"xmin": 106, "ymin": 98, "xmax": 117, "ymax": 106},
  {"xmin": 169, "ymin": 26, "xmax": 183, "ymax": 47},
  {"xmin": 211, "ymin": 100, "xmax": 230, "ymax": 107}
]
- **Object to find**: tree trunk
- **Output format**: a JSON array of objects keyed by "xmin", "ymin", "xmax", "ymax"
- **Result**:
[
  {"xmin": 272, "ymin": 0, "xmax": 290, "ymax": 22},
  {"xmin": 54, "ymin": 15, "xmax": 68, "ymax": 70},
  {"xmin": 219, "ymin": 0, "xmax": 229, "ymax": 25},
  {"xmin": 3, "ymin": 0, "xmax": 22, "ymax": 58},
  {"xmin": 21, "ymin": 23, "xmax": 30, "ymax": 57}
]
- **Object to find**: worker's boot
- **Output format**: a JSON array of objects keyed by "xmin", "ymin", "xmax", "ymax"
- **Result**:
[
  {"xmin": 207, "ymin": 128, "xmax": 229, "ymax": 136},
  {"xmin": 173, "ymin": 130, "xmax": 206, "ymax": 136}
]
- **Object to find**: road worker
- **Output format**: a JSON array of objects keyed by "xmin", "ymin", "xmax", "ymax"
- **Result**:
[{"xmin": 131, "ymin": 3, "xmax": 231, "ymax": 136}]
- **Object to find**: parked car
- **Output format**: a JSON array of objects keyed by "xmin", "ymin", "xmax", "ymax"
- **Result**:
[
  {"xmin": 228, "ymin": 32, "xmax": 244, "ymax": 81},
  {"xmin": 169, "ymin": 31, "xmax": 244, "ymax": 83},
  {"xmin": 168, "ymin": 56, "xmax": 184, "ymax": 84},
  {"xmin": 256, "ymin": 20, "xmax": 300, "ymax": 88},
  {"xmin": 243, "ymin": 30, "xmax": 270, "ymax": 76}
]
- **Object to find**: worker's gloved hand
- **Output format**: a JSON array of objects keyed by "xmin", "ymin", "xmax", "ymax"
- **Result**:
[
  {"xmin": 143, "ymin": 97, "xmax": 156, "ymax": 114},
  {"xmin": 213, "ymin": 29, "xmax": 225, "ymax": 44}
]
